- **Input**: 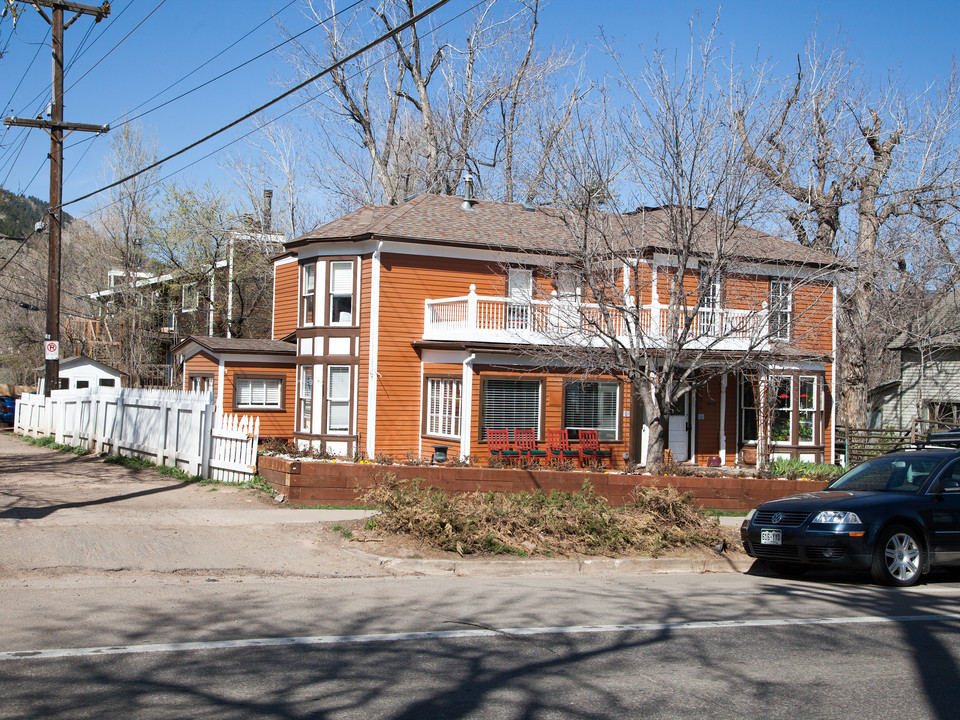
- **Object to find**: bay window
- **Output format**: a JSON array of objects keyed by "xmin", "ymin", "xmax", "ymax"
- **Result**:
[
  {"xmin": 301, "ymin": 263, "xmax": 316, "ymax": 325},
  {"xmin": 329, "ymin": 261, "xmax": 353, "ymax": 325}
]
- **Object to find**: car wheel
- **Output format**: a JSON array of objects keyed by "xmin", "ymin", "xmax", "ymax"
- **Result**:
[
  {"xmin": 871, "ymin": 525, "xmax": 924, "ymax": 587},
  {"xmin": 767, "ymin": 562, "xmax": 807, "ymax": 577}
]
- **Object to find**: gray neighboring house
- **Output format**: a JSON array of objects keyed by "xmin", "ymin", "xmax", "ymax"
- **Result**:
[{"xmin": 869, "ymin": 292, "xmax": 960, "ymax": 433}]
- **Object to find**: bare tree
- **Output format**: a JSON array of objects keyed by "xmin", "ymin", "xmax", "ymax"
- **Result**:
[
  {"xmin": 284, "ymin": 0, "xmax": 584, "ymax": 207},
  {"xmin": 85, "ymin": 122, "xmax": 163, "ymax": 383},
  {"xmin": 735, "ymin": 32, "xmax": 960, "ymax": 427},
  {"xmin": 525, "ymin": 19, "xmax": 839, "ymax": 469}
]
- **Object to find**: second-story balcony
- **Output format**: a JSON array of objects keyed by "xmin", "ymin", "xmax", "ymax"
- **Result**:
[{"xmin": 424, "ymin": 285, "xmax": 772, "ymax": 351}]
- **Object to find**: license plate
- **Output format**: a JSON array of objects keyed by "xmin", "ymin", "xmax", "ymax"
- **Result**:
[{"xmin": 760, "ymin": 529, "xmax": 782, "ymax": 545}]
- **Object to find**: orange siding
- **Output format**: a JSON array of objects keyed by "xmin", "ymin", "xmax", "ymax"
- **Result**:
[
  {"xmin": 184, "ymin": 353, "xmax": 219, "ymax": 394},
  {"xmin": 724, "ymin": 274, "xmax": 767, "ymax": 312},
  {"xmin": 272, "ymin": 260, "xmax": 299, "ymax": 339},
  {"xmin": 224, "ymin": 361, "xmax": 296, "ymax": 438},
  {"xmin": 792, "ymin": 280, "xmax": 834, "ymax": 354},
  {"xmin": 374, "ymin": 253, "xmax": 504, "ymax": 457}
]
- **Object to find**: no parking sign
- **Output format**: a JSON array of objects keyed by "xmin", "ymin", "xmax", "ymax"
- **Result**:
[{"xmin": 44, "ymin": 340, "xmax": 59, "ymax": 360}]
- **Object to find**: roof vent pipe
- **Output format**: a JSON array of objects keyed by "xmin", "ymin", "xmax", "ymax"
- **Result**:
[{"xmin": 462, "ymin": 173, "xmax": 476, "ymax": 211}]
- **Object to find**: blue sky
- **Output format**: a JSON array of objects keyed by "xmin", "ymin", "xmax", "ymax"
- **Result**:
[{"xmin": 0, "ymin": 0, "xmax": 956, "ymax": 221}]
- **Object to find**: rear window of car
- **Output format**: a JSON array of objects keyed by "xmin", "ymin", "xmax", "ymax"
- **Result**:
[{"xmin": 829, "ymin": 455, "xmax": 946, "ymax": 493}]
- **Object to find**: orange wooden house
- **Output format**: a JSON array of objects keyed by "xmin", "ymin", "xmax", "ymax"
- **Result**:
[{"xmin": 185, "ymin": 192, "xmax": 842, "ymax": 466}]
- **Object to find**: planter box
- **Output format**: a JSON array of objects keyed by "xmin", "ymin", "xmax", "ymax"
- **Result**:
[{"xmin": 257, "ymin": 455, "xmax": 828, "ymax": 511}]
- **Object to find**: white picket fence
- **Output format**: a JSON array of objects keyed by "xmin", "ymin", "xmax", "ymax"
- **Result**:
[{"xmin": 14, "ymin": 387, "xmax": 260, "ymax": 483}]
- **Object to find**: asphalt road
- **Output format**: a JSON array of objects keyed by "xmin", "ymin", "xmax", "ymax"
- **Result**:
[{"xmin": 3, "ymin": 571, "xmax": 960, "ymax": 719}]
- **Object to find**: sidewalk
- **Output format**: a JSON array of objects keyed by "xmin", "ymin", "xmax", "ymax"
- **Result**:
[{"xmin": 0, "ymin": 433, "xmax": 753, "ymax": 579}]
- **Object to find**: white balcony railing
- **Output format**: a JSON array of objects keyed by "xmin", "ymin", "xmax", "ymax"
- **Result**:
[{"xmin": 424, "ymin": 284, "xmax": 770, "ymax": 349}]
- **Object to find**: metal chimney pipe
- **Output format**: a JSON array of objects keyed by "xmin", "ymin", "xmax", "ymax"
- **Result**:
[{"xmin": 263, "ymin": 189, "xmax": 273, "ymax": 232}]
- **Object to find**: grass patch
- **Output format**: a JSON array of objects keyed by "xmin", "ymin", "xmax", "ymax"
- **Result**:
[
  {"xmin": 361, "ymin": 477, "xmax": 727, "ymax": 558},
  {"xmin": 332, "ymin": 523, "xmax": 354, "ymax": 539},
  {"xmin": 22, "ymin": 435, "xmax": 89, "ymax": 456},
  {"xmin": 102, "ymin": 454, "xmax": 274, "ymax": 495}
]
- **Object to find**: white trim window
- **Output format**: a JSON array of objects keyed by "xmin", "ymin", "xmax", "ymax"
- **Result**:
[
  {"xmin": 299, "ymin": 366, "xmax": 313, "ymax": 433},
  {"xmin": 481, "ymin": 378, "xmax": 541, "ymax": 439},
  {"xmin": 329, "ymin": 261, "xmax": 354, "ymax": 325},
  {"xmin": 236, "ymin": 377, "xmax": 282, "ymax": 408},
  {"xmin": 301, "ymin": 263, "xmax": 316, "ymax": 325},
  {"xmin": 182, "ymin": 282, "xmax": 198, "ymax": 312},
  {"xmin": 427, "ymin": 378, "xmax": 462, "ymax": 438},
  {"xmin": 771, "ymin": 376, "xmax": 792, "ymax": 444},
  {"xmin": 798, "ymin": 375, "xmax": 817, "ymax": 443},
  {"xmin": 769, "ymin": 279, "xmax": 791, "ymax": 340},
  {"xmin": 564, "ymin": 381, "xmax": 619, "ymax": 441},
  {"xmin": 326, "ymin": 365, "xmax": 351, "ymax": 433}
]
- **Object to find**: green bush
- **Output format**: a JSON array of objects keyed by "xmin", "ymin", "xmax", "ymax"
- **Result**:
[{"xmin": 769, "ymin": 457, "xmax": 844, "ymax": 482}]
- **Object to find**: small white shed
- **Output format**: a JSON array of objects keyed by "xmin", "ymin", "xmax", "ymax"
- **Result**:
[{"xmin": 57, "ymin": 356, "xmax": 125, "ymax": 390}]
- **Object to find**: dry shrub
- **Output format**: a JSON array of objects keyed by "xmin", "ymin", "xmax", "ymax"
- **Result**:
[{"xmin": 362, "ymin": 477, "xmax": 725, "ymax": 558}]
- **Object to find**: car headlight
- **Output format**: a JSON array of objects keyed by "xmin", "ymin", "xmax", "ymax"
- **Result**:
[
  {"xmin": 812, "ymin": 510, "xmax": 862, "ymax": 525},
  {"xmin": 742, "ymin": 508, "xmax": 757, "ymax": 525}
]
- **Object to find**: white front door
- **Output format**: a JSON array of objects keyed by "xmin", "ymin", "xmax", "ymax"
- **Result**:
[{"xmin": 668, "ymin": 394, "xmax": 689, "ymax": 462}]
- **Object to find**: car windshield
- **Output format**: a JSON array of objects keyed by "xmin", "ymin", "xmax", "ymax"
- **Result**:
[{"xmin": 828, "ymin": 455, "xmax": 945, "ymax": 494}]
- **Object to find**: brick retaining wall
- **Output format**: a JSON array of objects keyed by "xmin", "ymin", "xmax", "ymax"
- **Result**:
[{"xmin": 258, "ymin": 455, "xmax": 827, "ymax": 511}]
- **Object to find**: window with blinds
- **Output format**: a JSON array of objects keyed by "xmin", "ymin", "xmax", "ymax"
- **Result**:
[
  {"xmin": 236, "ymin": 377, "xmax": 282, "ymax": 408},
  {"xmin": 481, "ymin": 379, "xmax": 541, "ymax": 439},
  {"xmin": 327, "ymin": 365, "xmax": 350, "ymax": 432},
  {"xmin": 427, "ymin": 378, "xmax": 461, "ymax": 438},
  {"xmin": 563, "ymin": 381, "xmax": 619, "ymax": 440},
  {"xmin": 330, "ymin": 261, "xmax": 353, "ymax": 325}
]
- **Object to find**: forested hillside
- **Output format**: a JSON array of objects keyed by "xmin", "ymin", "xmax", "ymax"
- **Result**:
[{"xmin": 0, "ymin": 188, "xmax": 73, "ymax": 238}]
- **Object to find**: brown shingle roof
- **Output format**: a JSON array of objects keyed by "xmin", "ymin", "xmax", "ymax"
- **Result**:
[
  {"xmin": 172, "ymin": 336, "xmax": 295, "ymax": 356},
  {"xmin": 287, "ymin": 193, "xmax": 845, "ymax": 269}
]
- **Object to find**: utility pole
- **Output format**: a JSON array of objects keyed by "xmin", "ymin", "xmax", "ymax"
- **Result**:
[{"xmin": 3, "ymin": 0, "xmax": 109, "ymax": 395}]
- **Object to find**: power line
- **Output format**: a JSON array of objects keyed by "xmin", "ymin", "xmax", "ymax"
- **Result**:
[
  {"xmin": 62, "ymin": 0, "xmax": 453, "ymax": 210},
  {"xmin": 70, "ymin": 0, "xmax": 485, "ymax": 226},
  {"xmin": 63, "ymin": 0, "xmax": 166, "ymax": 97}
]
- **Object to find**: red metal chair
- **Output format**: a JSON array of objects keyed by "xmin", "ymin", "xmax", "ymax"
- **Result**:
[
  {"xmin": 487, "ymin": 428, "xmax": 519, "ymax": 464},
  {"xmin": 546, "ymin": 429, "xmax": 581, "ymax": 466},
  {"xmin": 578, "ymin": 429, "xmax": 613, "ymax": 468},
  {"xmin": 514, "ymin": 428, "xmax": 546, "ymax": 464}
]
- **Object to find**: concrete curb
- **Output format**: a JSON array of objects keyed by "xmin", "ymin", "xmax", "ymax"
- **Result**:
[{"xmin": 351, "ymin": 549, "xmax": 755, "ymax": 578}]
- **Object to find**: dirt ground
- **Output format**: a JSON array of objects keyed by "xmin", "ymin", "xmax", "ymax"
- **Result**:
[{"xmin": 0, "ymin": 432, "xmax": 750, "ymax": 578}]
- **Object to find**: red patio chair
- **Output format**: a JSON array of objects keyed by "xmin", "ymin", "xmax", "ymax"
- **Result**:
[
  {"xmin": 546, "ymin": 429, "xmax": 581, "ymax": 466},
  {"xmin": 487, "ymin": 428, "xmax": 519, "ymax": 464},
  {"xmin": 578, "ymin": 429, "xmax": 613, "ymax": 468},
  {"xmin": 514, "ymin": 428, "xmax": 546, "ymax": 464}
]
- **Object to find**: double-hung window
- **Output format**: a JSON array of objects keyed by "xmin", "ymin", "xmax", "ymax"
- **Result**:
[
  {"xmin": 769, "ymin": 280, "xmax": 791, "ymax": 340},
  {"xmin": 330, "ymin": 261, "xmax": 353, "ymax": 325},
  {"xmin": 564, "ymin": 381, "xmax": 619, "ymax": 441},
  {"xmin": 301, "ymin": 263, "xmax": 316, "ymax": 325},
  {"xmin": 236, "ymin": 377, "xmax": 282, "ymax": 409},
  {"xmin": 481, "ymin": 378, "xmax": 541, "ymax": 440},
  {"xmin": 326, "ymin": 366, "xmax": 350, "ymax": 433},
  {"xmin": 426, "ymin": 378, "xmax": 462, "ymax": 438},
  {"xmin": 299, "ymin": 367, "xmax": 313, "ymax": 433}
]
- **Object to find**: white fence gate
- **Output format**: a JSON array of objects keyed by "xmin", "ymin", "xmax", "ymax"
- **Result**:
[{"xmin": 14, "ymin": 387, "xmax": 260, "ymax": 483}]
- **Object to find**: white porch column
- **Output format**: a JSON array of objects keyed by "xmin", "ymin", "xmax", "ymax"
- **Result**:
[
  {"xmin": 719, "ymin": 373, "xmax": 727, "ymax": 466},
  {"xmin": 460, "ymin": 353, "xmax": 476, "ymax": 460},
  {"xmin": 366, "ymin": 244, "xmax": 383, "ymax": 459}
]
